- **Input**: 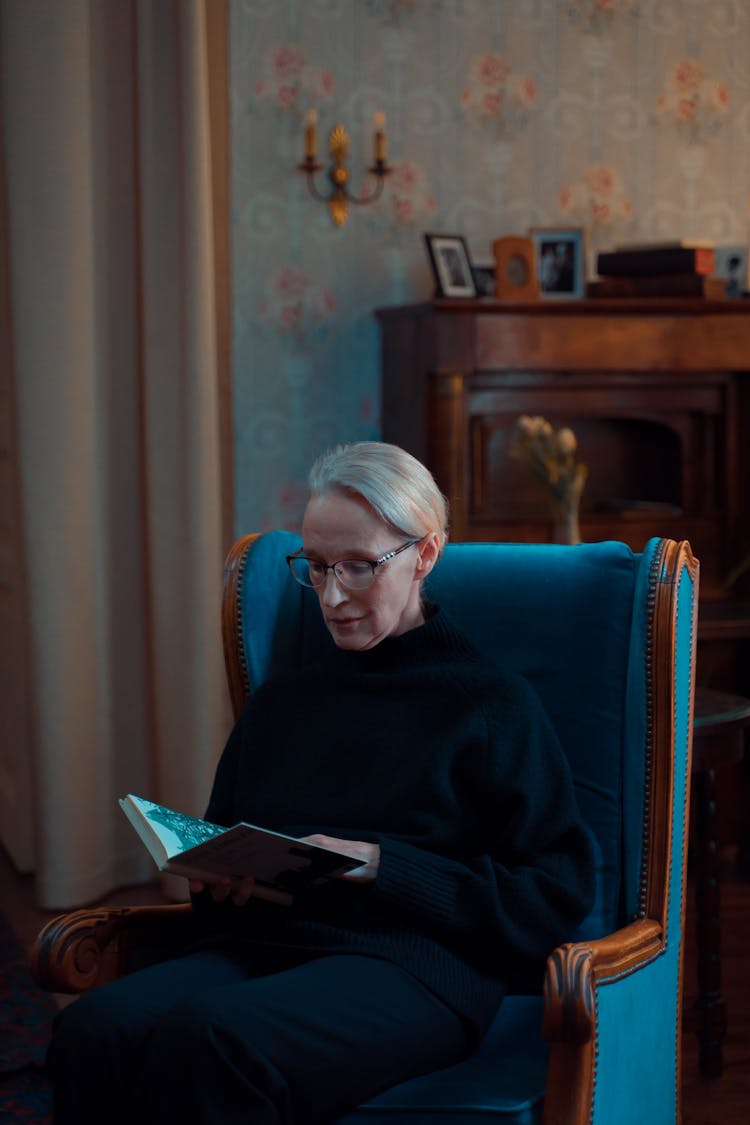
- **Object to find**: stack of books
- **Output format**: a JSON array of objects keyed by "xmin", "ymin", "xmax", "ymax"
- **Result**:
[{"xmin": 587, "ymin": 242, "xmax": 727, "ymax": 299}]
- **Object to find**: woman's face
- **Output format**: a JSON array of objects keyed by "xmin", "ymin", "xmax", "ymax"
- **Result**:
[{"xmin": 301, "ymin": 490, "xmax": 439, "ymax": 651}]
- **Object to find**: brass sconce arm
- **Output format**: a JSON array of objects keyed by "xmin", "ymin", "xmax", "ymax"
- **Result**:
[{"xmin": 298, "ymin": 118, "xmax": 391, "ymax": 227}]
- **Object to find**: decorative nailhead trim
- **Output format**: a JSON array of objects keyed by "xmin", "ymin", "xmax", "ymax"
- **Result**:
[{"xmin": 638, "ymin": 541, "xmax": 662, "ymax": 919}]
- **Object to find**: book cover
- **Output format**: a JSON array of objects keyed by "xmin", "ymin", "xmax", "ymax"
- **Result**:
[
  {"xmin": 596, "ymin": 245, "xmax": 716, "ymax": 277},
  {"xmin": 586, "ymin": 273, "xmax": 726, "ymax": 299},
  {"xmin": 120, "ymin": 794, "xmax": 365, "ymax": 905},
  {"xmin": 612, "ymin": 240, "xmax": 713, "ymax": 252}
]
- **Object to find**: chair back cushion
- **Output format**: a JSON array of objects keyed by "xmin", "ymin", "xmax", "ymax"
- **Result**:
[{"xmin": 237, "ymin": 532, "xmax": 659, "ymax": 938}]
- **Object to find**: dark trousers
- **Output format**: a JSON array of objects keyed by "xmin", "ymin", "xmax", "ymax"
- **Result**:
[{"xmin": 47, "ymin": 945, "xmax": 471, "ymax": 1125}]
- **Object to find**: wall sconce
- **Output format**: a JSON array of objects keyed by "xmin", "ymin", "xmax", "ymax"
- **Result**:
[{"xmin": 298, "ymin": 110, "xmax": 390, "ymax": 227}]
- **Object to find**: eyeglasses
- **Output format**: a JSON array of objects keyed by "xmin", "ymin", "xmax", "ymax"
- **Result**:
[{"xmin": 286, "ymin": 538, "xmax": 424, "ymax": 591}]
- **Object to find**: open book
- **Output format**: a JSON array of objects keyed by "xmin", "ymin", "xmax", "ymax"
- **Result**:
[{"xmin": 120, "ymin": 794, "xmax": 365, "ymax": 906}]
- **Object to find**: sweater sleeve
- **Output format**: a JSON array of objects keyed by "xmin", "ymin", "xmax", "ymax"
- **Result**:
[{"xmin": 373, "ymin": 678, "xmax": 597, "ymax": 962}]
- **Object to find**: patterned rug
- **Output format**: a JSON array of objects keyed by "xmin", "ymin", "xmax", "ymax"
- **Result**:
[{"xmin": 0, "ymin": 909, "xmax": 55, "ymax": 1123}]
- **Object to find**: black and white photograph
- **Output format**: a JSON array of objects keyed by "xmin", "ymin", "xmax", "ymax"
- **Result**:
[
  {"xmin": 530, "ymin": 228, "xmax": 585, "ymax": 298},
  {"xmin": 714, "ymin": 245, "xmax": 748, "ymax": 297},
  {"xmin": 424, "ymin": 233, "xmax": 478, "ymax": 298}
]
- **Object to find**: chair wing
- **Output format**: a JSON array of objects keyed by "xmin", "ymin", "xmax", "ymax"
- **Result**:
[
  {"xmin": 33, "ymin": 533, "xmax": 698, "ymax": 1125},
  {"xmin": 543, "ymin": 538, "xmax": 697, "ymax": 1125}
]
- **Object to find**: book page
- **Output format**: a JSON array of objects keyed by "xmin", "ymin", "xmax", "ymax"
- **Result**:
[{"xmin": 178, "ymin": 824, "xmax": 361, "ymax": 890}]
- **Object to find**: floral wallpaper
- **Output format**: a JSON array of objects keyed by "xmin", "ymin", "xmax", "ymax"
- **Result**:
[{"xmin": 230, "ymin": 0, "xmax": 750, "ymax": 535}]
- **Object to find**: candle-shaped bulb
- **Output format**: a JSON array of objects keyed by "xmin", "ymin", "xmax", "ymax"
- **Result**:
[
  {"xmin": 304, "ymin": 108, "xmax": 318, "ymax": 161},
  {"xmin": 373, "ymin": 110, "xmax": 387, "ymax": 163}
]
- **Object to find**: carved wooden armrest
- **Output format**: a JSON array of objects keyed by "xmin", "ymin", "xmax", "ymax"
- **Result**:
[
  {"xmin": 540, "ymin": 919, "xmax": 665, "ymax": 1125},
  {"xmin": 542, "ymin": 918, "xmax": 663, "ymax": 1043},
  {"xmin": 30, "ymin": 902, "xmax": 194, "ymax": 994}
]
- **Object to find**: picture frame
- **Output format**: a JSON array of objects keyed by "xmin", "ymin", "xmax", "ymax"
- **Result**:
[
  {"xmin": 714, "ymin": 245, "xmax": 748, "ymax": 298},
  {"xmin": 471, "ymin": 261, "xmax": 497, "ymax": 299},
  {"xmin": 424, "ymin": 233, "xmax": 478, "ymax": 299},
  {"xmin": 530, "ymin": 227, "xmax": 585, "ymax": 299},
  {"xmin": 492, "ymin": 236, "xmax": 540, "ymax": 300}
]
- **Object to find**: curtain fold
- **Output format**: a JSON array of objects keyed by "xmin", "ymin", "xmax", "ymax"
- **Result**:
[{"xmin": 0, "ymin": 0, "xmax": 231, "ymax": 909}]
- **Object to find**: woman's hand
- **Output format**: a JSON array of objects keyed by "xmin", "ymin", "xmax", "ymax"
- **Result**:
[
  {"xmin": 299, "ymin": 835, "xmax": 380, "ymax": 882},
  {"xmin": 187, "ymin": 836, "xmax": 380, "ymax": 903},
  {"xmin": 188, "ymin": 874, "xmax": 255, "ymax": 906}
]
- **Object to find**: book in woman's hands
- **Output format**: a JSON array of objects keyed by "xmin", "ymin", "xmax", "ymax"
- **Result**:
[{"xmin": 119, "ymin": 794, "xmax": 365, "ymax": 906}]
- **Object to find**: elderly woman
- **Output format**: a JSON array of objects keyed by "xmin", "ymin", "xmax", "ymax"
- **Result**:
[{"xmin": 49, "ymin": 441, "xmax": 595, "ymax": 1125}]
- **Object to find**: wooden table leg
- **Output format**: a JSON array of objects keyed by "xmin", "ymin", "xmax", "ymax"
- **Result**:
[{"xmin": 692, "ymin": 765, "xmax": 726, "ymax": 1078}]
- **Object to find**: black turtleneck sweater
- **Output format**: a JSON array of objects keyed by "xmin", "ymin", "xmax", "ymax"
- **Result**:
[{"xmin": 200, "ymin": 608, "xmax": 596, "ymax": 1038}]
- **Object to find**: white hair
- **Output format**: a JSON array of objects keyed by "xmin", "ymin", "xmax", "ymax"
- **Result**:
[{"xmin": 308, "ymin": 442, "xmax": 449, "ymax": 550}]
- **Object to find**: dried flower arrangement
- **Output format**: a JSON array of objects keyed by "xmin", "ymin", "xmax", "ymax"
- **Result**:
[
  {"xmin": 460, "ymin": 53, "xmax": 536, "ymax": 137},
  {"xmin": 510, "ymin": 415, "xmax": 588, "ymax": 544}
]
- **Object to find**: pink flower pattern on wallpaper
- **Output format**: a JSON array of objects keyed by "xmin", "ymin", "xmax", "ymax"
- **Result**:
[
  {"xmin": 263, "ymin": 481, "xmax": 310, "ymax": 534},
  {"xmin": 386, "ymin": 161, "xmax": 437, "ymax": 225},
  {"xmin": 253, "ymin": 43, "xmax": 334, "ymax": 114},
  {"xmin": 460, "ymin": 53, "xmax": 536, "ymax": 136},
  {"xmin": 258, "ymin": 265, "xmax": 336, "ymax": 342},
  {"xmin": 558, "ymin": 163, "xmax": 632, "ymax": 228},
  {"xmin": 369, "ymin": 159, "xmax": 437, "ymax": 240},
  {"xmin": 655, "ymin": 58, "xmax": 730, "ymax": 144}
]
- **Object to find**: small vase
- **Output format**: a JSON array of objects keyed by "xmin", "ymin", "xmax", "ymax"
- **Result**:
[{"xmin": 552, "ymin": 494, "xmax": 582, "ymax": 546}]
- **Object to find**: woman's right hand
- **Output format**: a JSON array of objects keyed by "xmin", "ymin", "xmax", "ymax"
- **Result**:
[{"xmin": 188, "ymin": 874, "xmax": 255, "ymax": 906}]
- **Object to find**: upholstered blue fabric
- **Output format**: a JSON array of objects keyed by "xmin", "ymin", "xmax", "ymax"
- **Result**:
[
  {"xmin": 237, "ymin": 529, "xmax": 332, "ymax": 694},
  {"xmin": 241, "ymin": 535, "xmax": 646, "ymax": 941},
  {"xmin": 425, "ymin": 540, "xmax": 642, "ymax": 940},
  {"xmin": 236, "ymin": 532, "xmax": 684, "ymax": 1124},
  {"xmin": 588, "ymin": 561, "xmax": 695, "ymax": 1125}
]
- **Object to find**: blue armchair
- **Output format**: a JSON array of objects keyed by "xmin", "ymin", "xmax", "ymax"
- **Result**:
[{"xmin": 33, "ymin": 533, "xmax": 698, "ymax": 1125}]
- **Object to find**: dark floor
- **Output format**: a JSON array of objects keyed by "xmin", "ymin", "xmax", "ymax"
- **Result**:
[{"xmin": 2, "ymin": 844, "xmax": 748, "ymax": 1122}]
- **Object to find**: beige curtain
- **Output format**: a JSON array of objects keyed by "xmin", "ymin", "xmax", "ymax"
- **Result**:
[{"xmin": 0, "ymin": 0, "xmax": 232, "ymax": 909}]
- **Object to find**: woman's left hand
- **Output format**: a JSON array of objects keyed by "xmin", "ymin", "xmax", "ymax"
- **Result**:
[
  {"xmin": 187, "ymin": 874, "xmax": 256, "ymax": 906},
  {"xmin": 299, "ymin": 835, "xmax": 380, "ymax": 882}
]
